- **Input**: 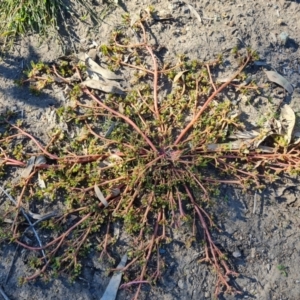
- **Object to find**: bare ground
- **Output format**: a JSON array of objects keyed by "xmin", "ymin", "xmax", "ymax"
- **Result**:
[{"xmin": 1, "ymin": 0, "xmax": 300, "ymax": 299}]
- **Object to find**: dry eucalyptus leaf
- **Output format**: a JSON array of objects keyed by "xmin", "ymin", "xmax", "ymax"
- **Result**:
[
  {"xmin": 94, "ymin": 184, "xmax": 108, "ymax": 207},
  {"xmin": 256, "ymin": 145, "xmax": 276, "ymax": 153},
  {"xmin": 64, "ymin": 72, "xmax": 81, "ymax": 83},
  {"xmin": 280, "ymin": 104, "xmax": 295, "ymax": 143},
  {"xmin": 113, "ymin": 221, "xmax": 120, "ymax": 239},
  {"xmin": 173, "ymin": 70, "xmax": 188, "ymax": 83},
  {"xmin": 87, "ymin": 48, "xmax": 97, "ymax": 61},
  {"xmin": 3, "ymin": 218, "xmax": 13, "ymax": 224},
  {"xmin": 229, "ymin": 130, "xmax": 260, "ymax": 140},
  {"xmin": 206, "ymin": 140, "xmax": 250, "ymax": 151},
  {"xmin": 85, "ymin": 56, "xmax": 123, "ymax": 80},
  {"xmin": 38, "ymin": 172, "xmax": 46, "ymax": 189},
  {"xmin": 264, "ymin": 70, "xmax": 293, "ymax": 94},
  {"xmin": 80, "ymin": 79, "xmax": 125, "ymax": 95},
  {"xmin": 108, "ymin": 153, "xmax": 123, "ymax": 162},
  {"xmin": 21, "ymin": 156, "xmax": 36, "ymax": 178},
  {"xmin": 35, "ymin": 155, "xmax": 47, "ymax": 166},
  {"xmin": 101, "ymin": 254, "xmax": 128, "ymax": 300},
  {"xmin": 111, "ymin": 188, "xmax": 120, "ymax": 197},
  {"xmin": 87, "ymin": 68, "xmax": 102, "ymax": 80},
  {"xmin": 118, "ymin": 103, "xmax": 124, "ymax": 114},
  {"xmin": 292, "ymin": 131, "xmax": 300, "ymax": 145},
  {"xmin": 28, "ymin": 210, "xmax": 45, "ymax": 220},
  {"xmin": 185, "ymin": 3, "xmax": 202, "ymax": 24},
  {"xmin": 87, "ymin": 69, "xmax": 123, "ymax": 90}
]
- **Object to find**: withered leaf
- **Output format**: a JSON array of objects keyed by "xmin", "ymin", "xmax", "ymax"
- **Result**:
[
  {"xmin": 21, "ymin": 156, "xmax": 36, "ymax": 178},
  {"xmin": 280, "ymin": 104, "xmax": 295, "ymax": 143},
  {"xmin": 85, "ymin": 56, "xmax": 123, "ymax": 81},
  {"xmin": 80, "ymin": 79, "xmax": 125, "ymax": 95},
  {"xmin": 101, "ymin": 254, "xmax": 127, "ymax": 300},
  {"xmin": 94, "ymin": 184, "xmax": 108, "ymax": 207},
  {"xmin": 173, "ymin": 70, "xmax": 188, "ymax": 83},
  {"xmin": 264, "ymin": 70, "xmax": 293, "ymax": 94}
]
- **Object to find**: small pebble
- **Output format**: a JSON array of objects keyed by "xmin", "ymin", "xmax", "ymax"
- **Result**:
[
  {"xmin": 228, "ymin": 20, "xmax": 235, "ymax": 27},
  {"xmin": 233, "ymin": 250, "xmax": 242, "ymax": 258},
  {"xmin": 178, "ymin": 279, "xmax": 184, "ymax": 289},
  {"xmin": 277, "ymin": 19, "xmax": 284, "ymax": 25},
  {"xmin": 278, "ymin": 32, "xmax": 289, "ymax": 45},
  {"xmin": 159, "ymin": 248, "xmax": 166, "ymax": 254},
  {"xmin": 181, "ymin": 28, "xmax": 187, "ymax": 35}
]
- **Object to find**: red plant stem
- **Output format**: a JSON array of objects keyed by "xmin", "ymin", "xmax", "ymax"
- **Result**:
[
  {"xmin": 184, "ymin": 185, "xmax": 235, "ymax": 294},
  {"xmin": 120, "ymin": 61, "xmax": 154, "ymax": 74},
  {"xmin": 174, "ymin": 54, "xmax": 251, "ymax": 145},
  {"xmin": 83, "ymin": 88, "xmax": 158, "ymax": 153},
  {"xmin": 120, "ymin": 280, "xmax": 150, "ymax": 289},
  {"xmin": 1, "ymin": 157, "xmax": 26, "ymax": 167},
  {"xmin": 15, "ymin": 213, "xmax": 92, "ymax": 251},
  {"xmin": 6, "ymin": 121, "xmax": 58, "ymax": 159},
  {"xmin": 134, "ymin": 210, "xmax": 162, "ymax": 300},
  {"xmin": 52, "ymin": 65, "xmax": 71, "ymax": 84}
]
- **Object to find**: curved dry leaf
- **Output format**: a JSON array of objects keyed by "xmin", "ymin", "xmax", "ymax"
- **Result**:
[
  {"xmin": 35, "ymin": 155, "xmax": 47, "ymax": 166},
  {"xmin": 173, "ymin": 70, "xmax": 188, "ymax": 83},
  {"xmin": 185, "ymin": 3, "xmax": 202, "ymax": 24},
  {"xmin": 87, "ymin": 48, "xmax": 97, "ymax": 61},
  {"xmin": 229, "ymin": 130, "xmax": 260, "ymax": 140},
  {"xmin": 94, "ymin": 184, "xmax": 108, "ymax": 207},
  {"xmin": 264, "ymin": 70, "xmax": 293, "ymax": 94},
  {"xmin": 111, "ymin": 188, "xmax": 121, "ymax": 197},
  {"xmin": 86, "ymin": 68, "xmax": 101, "ymax": 80},
  {"xmin": 280, "ymin": 104, "xmax": 295, "ymax": 143},
  {"xmin": 292, "ymin": 131, "xmax": 300, "ymax": 145},
  {"xmin": 108, "ymin": 153, "xmax": 123, "ymax": 162},
  {"xmin": 85, "ymin": 56, "xmax": 123, "ymax": 80},
  {"xmin": 101, "ymin": 254, "xmax": 128, "ymax": 300},
  {"xmin": 21, "ymin": 156, "xmax": 36, "ymax": 178},
  {"xmin": 38, "ymin": 172, "xmax": 46, "ymax": 189},
  {"xmin": 80, "ymin": 79, "xmax": 125, "ymax": 95}
]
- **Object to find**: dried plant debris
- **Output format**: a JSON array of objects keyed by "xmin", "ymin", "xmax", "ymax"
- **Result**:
[
  {"xmin": 81, "ymin": 54, "xmax": 123, "ymax": 81},
  {"xmin": 209, "ymin": 105, "xmax": 297, "ymax": 152},
  {"xmin": 264, "ymin": 70, "xmax": 294, "ymax": 94},
  {"xmin": 94, "ymin": 184, "xmax": 109, "ymax": 207},
  {"xmin": 100, "ymin": 254, "xmax": 127, "ymax": 300},
  {"xmin": 184, "ymin": 3, "xmax": 202, "ymax": 24},
  {"xmin": 80, "ymin": 79, "xmax": 125, "ymax": 94},
  {"xmin": 280, "ymin": 104, "xmax": 296, "ymax": 144}
]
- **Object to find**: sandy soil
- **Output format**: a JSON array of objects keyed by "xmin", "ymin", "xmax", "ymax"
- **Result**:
[{"xmin": 1, "ymin": 0, "xmax": 300, "ymax": 299}]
